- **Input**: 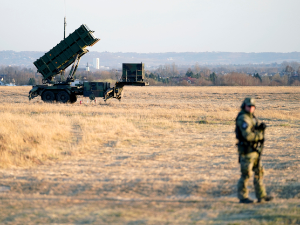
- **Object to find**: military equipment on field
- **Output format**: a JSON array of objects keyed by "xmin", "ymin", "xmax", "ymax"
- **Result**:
[
  {"xmin": 121, "ymin": 63, "xmax": 145, "ymax": 82},
  {"xmin": 29, "ymin": 24, "xmax": 148, "ymax": 103},
  {"xmin": 83, "ymin": 82, "xmax": 110, "ymax": 100},
  {"xmin": 103, "ymin": 63, "xmax": 148, "ymax": 101},
  {"xmin": 33, "ymin": 24, "xmax": 99, "ymax": 84}
]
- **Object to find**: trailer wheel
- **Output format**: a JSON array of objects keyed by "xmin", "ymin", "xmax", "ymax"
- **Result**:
[
  {"xmin": 42, "ymin": 91, "xmax": 55, "ymax": 102},
  {"xmin": 70, "ymin": 94, "xmax": 77, "ymax": 104},
  {"xmin": 56, "ymin": 91, "xmax": 70, "ymax": 103}
]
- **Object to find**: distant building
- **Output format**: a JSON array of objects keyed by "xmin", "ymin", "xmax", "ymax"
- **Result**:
[
  {"xmin": 0, "ymin": 74, "xmax": 7, "ymax": 81},
  {"xmin": 5, "ymin": 83, "xmax": 16, "ymax": 86},
  {"xmin": 100, "ymin": 66, "xmax": 110, "ymax": 70},
  {"xmin": 185, "ymin": 77, "xmax": 197, "ymax": 84},
  {"xmin": 93, "ymin": 58, "xmax": 100, "ymax": 69},
  {"xmin": 86, "ymin": 63, "xmax": 90, "ymax": 72}
]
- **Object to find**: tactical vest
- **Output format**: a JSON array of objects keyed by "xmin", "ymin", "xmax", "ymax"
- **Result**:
[{"xmin": 235, "ymin": 111, "xmax": 258, "ymax": 142}]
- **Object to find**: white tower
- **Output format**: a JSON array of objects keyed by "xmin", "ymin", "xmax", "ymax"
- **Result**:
[{"xmin": 93, "ymin": 58, "xmax": 100, "ymax": 69}]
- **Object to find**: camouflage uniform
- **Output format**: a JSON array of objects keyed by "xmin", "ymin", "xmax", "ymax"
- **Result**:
[{"xmin": 235, "ymin": 98, "xmax": 266, "ymax": 201}]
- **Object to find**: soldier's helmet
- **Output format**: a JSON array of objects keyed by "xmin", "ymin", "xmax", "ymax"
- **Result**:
[{"xmin": 241, "ymin": 97, "xmax": 256, "ymax": 108}]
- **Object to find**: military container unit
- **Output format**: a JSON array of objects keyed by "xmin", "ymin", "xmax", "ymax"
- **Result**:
[
  {"xmin": 29, "ymin": 24, "xmax": 148, "ymax": 103},
  {"xmin": 121, "ymin": 63, "xmax": 145, "ymax": 82},
  {"xmin": 105, "ymin": 63, "xmax": 148, "ymax": 101}
]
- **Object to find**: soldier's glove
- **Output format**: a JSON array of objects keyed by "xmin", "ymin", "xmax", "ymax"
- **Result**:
[
  {"xmin": 257, "ymin": 122, "xmax": 267, "ymax": 131},
  {"xmin": 255, "ymin": 131, "xmax": 264, "ymax": 142}
]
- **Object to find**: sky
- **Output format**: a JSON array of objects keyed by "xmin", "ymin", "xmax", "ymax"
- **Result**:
[{"xmin": 0, "ymin": 0, "xmax": 300, "ymax": 53}]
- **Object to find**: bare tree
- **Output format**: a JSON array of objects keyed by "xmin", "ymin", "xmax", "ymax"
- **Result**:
[
  {"xmin": 194, "ymin": 62, "xmax": 201, "ymax": 74},
  {"xmin": 170, "ymin": 62, "xmax": 179, "ymax": 77}
]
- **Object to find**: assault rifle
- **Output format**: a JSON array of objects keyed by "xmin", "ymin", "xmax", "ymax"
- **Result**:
[{"xmin": 256, "ymin": 122, "xmax": 267, "ymax": 166}]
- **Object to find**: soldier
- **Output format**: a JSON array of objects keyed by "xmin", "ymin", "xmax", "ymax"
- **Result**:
[{"xmin": 235, "ymin": 97, "xmax": 273, "ymax": 203}]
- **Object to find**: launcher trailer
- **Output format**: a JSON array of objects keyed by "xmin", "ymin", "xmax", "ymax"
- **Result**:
[{"xmin": 29, "ymin": 24, "xmax": 148, "ymax": 103}]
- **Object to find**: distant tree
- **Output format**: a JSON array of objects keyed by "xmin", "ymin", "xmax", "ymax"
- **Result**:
[
  {"xmin": 162, "ymin": 77, "xmax": 169, "ymax": 84},
  {"xmin": 170, "ymin": 62, "xmax": 179, "ymax": 77},
  {"xmin": 220, "ymin": 72, "xmax": 261, "ymax": 86},
  {"xmin": 271, "ymin": 73, "xmax": 282, "ymax": 85},
  {"xmin": 185, "ymin": 68, "xmax": 194, "ymax": 77},
  {"xmin": 28, "ymin": 77, "xmax": 36, "ymax": 85},
  {"xmin": 285, "ymin": 65, "xmax": 294, "ymax": 73},
  {"xmin": 193, "ymin": 73, "xmax": 201, "ymax": 79},
  {"xmin": 161, "ymin": 64, "xmax": 170, "ymax": 77},
  {"xmin": 155, "ymin": 64, "xmax": 176, "ymax": 78},
  {"xmin": 281, "ymin": 61, "xmax": 289, "ymax": 71},
  {"xmin": 253, "ymin": 73, "xmax": 262, "ymax": 82},
  {"xmin": 180, "ymin": 80, "xmax": 191, "ymax": 86},
  {"xmin": 194, "ymin": 63, "xmax": 201, "ymax": 74},
  {"xmin": 209, "ymin": 72, "xmax": 217, "ymax": 83},
  {"xmin": 290, "ymin": 61, "xmax": 300, "ymax": 71},
  {"xmin": 148, "ymin": 73, "xmax": 156, "ymax": 80},
  {"xmin": 157, "ymin": 75, "xmax": 161, "ymax": 82},
  {"xmin": 195, "ymin": 78, "xmax": 213, "ymax": 86},
  {"xmin": 203, "ymin": 68, "xmax": 211, "ymax": 77},
  {"xmin": 291, "ymin": 80, "xmax": 300, "ymax": 86},
  {"xmin": 261, "ymin": 76, "xmax": 271, "ymax": 86},
  {"xmin": 282, "ymin": 75, "xmax": 289, "ymax": 85}
]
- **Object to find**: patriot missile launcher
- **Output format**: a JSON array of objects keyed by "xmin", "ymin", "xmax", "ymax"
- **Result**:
[{"xmin": 29, "ymin": 24, "xmax": 148, "ymax": 103}]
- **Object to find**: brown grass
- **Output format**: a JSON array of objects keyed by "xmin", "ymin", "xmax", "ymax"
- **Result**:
[{"xmin": 0, "ymin": 86, "xmax": 300, "ymax": 224}]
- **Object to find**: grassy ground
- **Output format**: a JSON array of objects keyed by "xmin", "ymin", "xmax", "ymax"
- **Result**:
[{"xmin": 0, "ymin": 86, "xmax": 299, "ymax": 224}]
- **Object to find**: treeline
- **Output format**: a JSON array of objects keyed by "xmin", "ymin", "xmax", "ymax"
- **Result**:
[
  {"xmin": 1, "ymin": 62, "xmax": 300, "ymax": 86},
  {"xmin": 0, "ymin": 66, "xmax": 38, "ymax": 85},
  {"xmin": 146, "ymin": 71, "xmax": 300, "ymax": 86},
  {"xmin": 0, "ymin": 66, "xmax": 119, "ymax": 85},
  {"xmin": 145, "ymin": 62, "xmax": 300, "ymax": 86}
]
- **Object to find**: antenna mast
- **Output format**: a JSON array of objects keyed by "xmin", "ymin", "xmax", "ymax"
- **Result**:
[
  {"xmin": 61, "ymin": 0, "xmax": 67, "ymax": 81},
  {"xmin": 64, "ymin": 17, "xmax": 67, "ymax": 39},
  {"xmin": 64, "ymin": 0, "xmax": 67, "ymax": 39}
]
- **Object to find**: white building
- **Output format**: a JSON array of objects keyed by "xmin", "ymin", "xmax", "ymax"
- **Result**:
[{"xmin": 93, "ymin": 58, "xmax": 99, "ymax": 69}]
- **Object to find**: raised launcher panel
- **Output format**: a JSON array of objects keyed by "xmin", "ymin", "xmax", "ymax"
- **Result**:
[
  {"xmin": 121, "ymin": 63, "xmax": 145, "ymax": 82},
  {"xmin": 33, "ymin": 24, "xmax": 99, "ymax": 81}
]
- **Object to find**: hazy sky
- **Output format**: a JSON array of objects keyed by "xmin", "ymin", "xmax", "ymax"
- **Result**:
[{"xmin": 1, "ymin": 0, "xmax": 300, "ymax": 53}]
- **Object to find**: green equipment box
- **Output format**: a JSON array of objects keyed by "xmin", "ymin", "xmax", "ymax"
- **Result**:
[{"xmin": 83, "ymin": 82, "xmax": 111, "ymax": 98}]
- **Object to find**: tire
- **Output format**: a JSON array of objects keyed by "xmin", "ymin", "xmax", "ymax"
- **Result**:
[
  {"xmin": 70, "ymin": 94, "xmax": 77, "ymax": 104},
  {"xmin": 41, "ymin": 91, "xmax": 55, "ymax": 103},
  {"xmin": 56, "ymin": 91, "xmax": 70, "ymax": 103}
]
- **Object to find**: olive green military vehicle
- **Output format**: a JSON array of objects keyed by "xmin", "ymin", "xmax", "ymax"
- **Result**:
[{"xmin": 29, "ymin": 24, "xmax": 148, "ymax": 103}]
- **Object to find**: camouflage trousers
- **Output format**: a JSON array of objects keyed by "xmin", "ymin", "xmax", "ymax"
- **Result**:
[{"xmin": 237, "ymin": 151, "xmax": 266, "ymax": 200}]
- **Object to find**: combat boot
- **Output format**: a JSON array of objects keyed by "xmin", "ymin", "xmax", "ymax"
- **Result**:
[
  {"xmin": 257, "ymin": 195, "xmax": 273, "ymax": 203},
  {"xmin": 239, "ymin": 198, "xmax": 254, "ymax": 204}
]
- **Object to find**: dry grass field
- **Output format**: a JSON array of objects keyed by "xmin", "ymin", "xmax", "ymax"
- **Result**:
[{"xmin": 0, "ymin": 86, "xmax": 299, "ymax": 224}]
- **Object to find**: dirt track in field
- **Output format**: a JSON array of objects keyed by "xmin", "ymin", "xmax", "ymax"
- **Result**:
[{"xmin": 0, "ymin": 86, "xmax": 300, "ymax": 224}]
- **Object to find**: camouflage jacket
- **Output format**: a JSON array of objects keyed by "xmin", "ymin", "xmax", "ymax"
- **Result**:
[{"xmin": 235, "ymin": 109, "xmax": 263, "ymax": 153}]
